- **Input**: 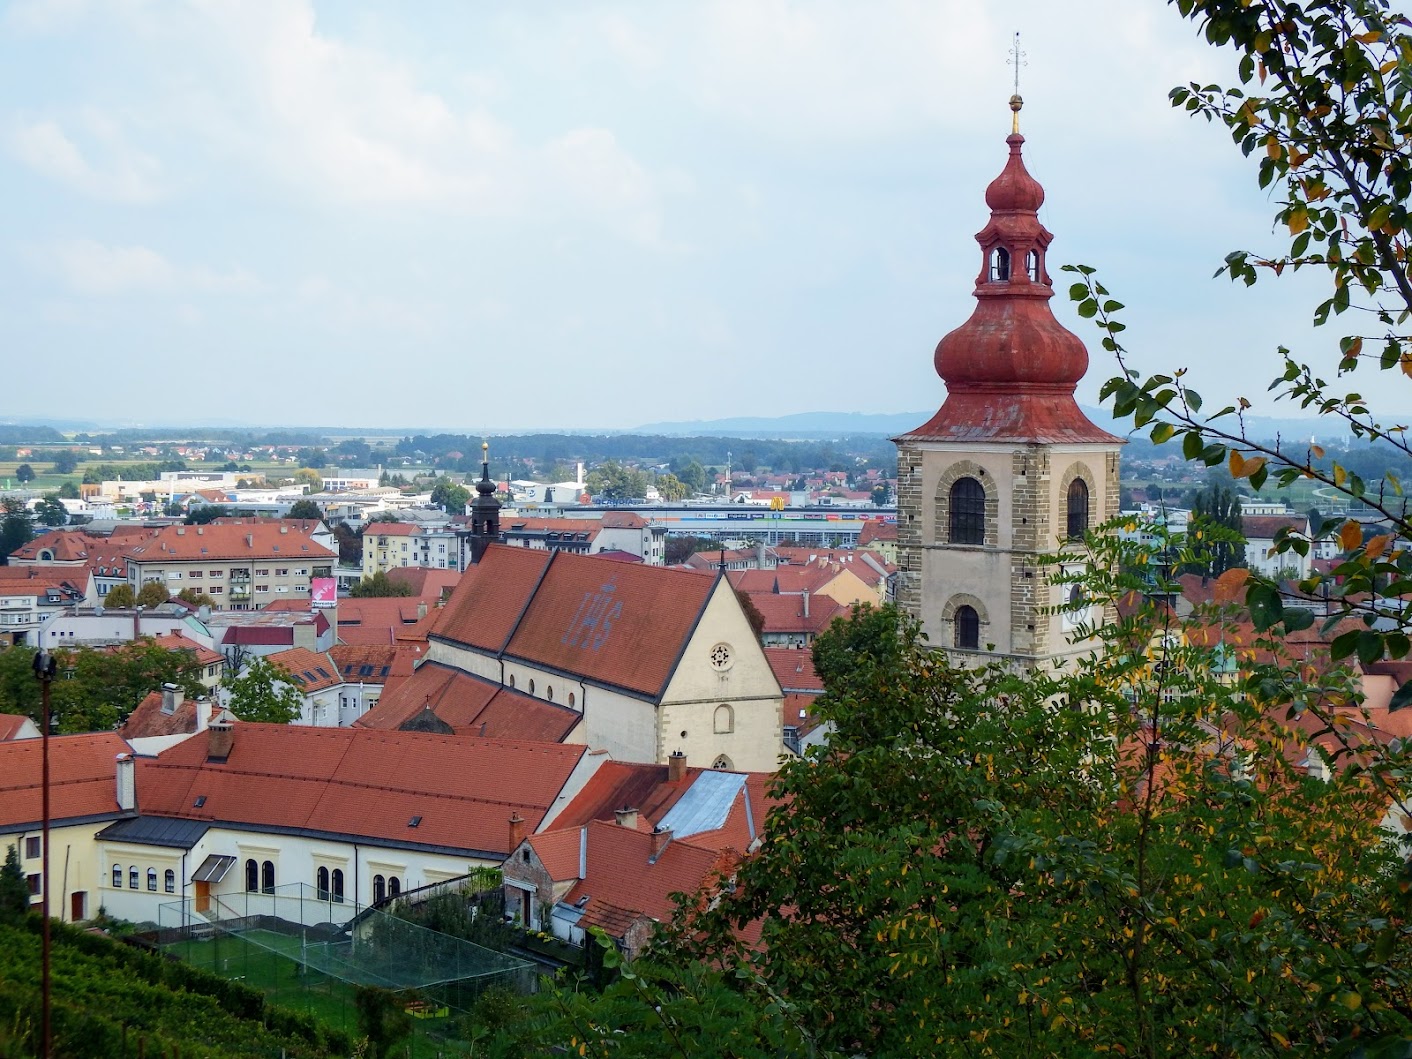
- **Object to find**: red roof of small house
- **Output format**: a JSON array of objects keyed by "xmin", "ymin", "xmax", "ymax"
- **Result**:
[
  {"xmin": 1241, "ymin": 515, "xmax": 1305, "ymax": 541},
  {"xmin": 384, "ymin": 566, "xmax": 460, "ymax": 601},
  {"xmin": 526, "ymin": 827, "xmax": 585, "ymax": 880},
  {"xmin": 0, "ymin": 732, "xmax": 133, "ymax": 832},
  {"xmin": 265, "ymin": 647, "xmax": 342, "ymax": 693},
  {"xmin": 561, "ymin": 820, "xmax": 736, "ymax": 930},
  {"xmin": 747, "ymin": 593, "xmax": 848, "ymax": 636},
  {"xmin": 328, "ymin": 644, "xmax": 418, "ymax": 686},
  {"xmin": 857, "ymin": 522, "xmax": 897, "ymax": 547},
  {"xmin": 143, "ymin": 632, "xmax": 223, "ymax": 668},
  {"xmin": 358, "ymin": 660, "xmax": 581, "ymax": 742},
  {"xmin": 0, "ymin": 714, "xmax": 37, "ymax": 741},
  {"xmin": 433, "ymin": 546, "xmax": 720, "ymax": 699},
  {"xmin": 126, "ymin": 522, "xmax": 335, "ymax": 564},
  {"xmin": 121, "ymin": 690, "xmax": 204, "ymax": 739},
  {"xmin": 763, "ymin": 648, "xmax": 824, "ymax": 693},
  {"xmin": 0, "ymin": 568, "xmax": 88, "ymax": 599},
  {"xmin": 600, "ymin": 512, "xmax": 649, "ymax": 529},
  {"xmin": 139, "ymin": 723, "xmax": 589, "ymax": 856}
]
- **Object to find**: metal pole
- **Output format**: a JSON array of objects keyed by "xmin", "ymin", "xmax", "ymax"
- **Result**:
[{"xmin": 33, "ymin": 648, "xmax": 56, "ymax": 1059}]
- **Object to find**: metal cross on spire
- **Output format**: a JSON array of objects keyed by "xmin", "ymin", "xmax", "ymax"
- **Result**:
[{"xmin": 1007, "ymin": 31, "xmax": 1027, "ymax": 133}]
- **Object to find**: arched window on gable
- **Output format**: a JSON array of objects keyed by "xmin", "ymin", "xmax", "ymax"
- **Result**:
[
  {"xmin": 712, "ymin": 754, "xmax": 733, "ymax": 770},
  {"xmin": 949, "ymin": 478, "xmax": 987, "ymax": 545},
  {"xmin": 714, "ymin": 704, "xmax": 734, "ymax": 734},
  {"xmin": 989, "ymin": 247, "xmax": 1011, "ymax": 282},
  {"xmin": 954, "ymin": 605, "xmax": 980, "ymax": 651},
  {"xmin": 1067, "ymin": 478, "xmax": 1090, "ymax": 540}
]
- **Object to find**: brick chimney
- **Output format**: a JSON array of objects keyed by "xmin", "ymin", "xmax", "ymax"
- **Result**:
[
  {"xmin": 614, "ymin": 806, "xmax": 638, "ymax": 829},
  {"xmin": 508, "ymin": 812, "xmax": 527, "ymax": 851},
  {"xmin": 207, "ymin": 709, "xmax": 235, "ymax": 761},
  {"xmin": 115, "ymin": 753, "xmax": 136, "ymax": 812},
  {"xmin": 649, "ymin": 825, "xmax": 673, "ymax": 862},
  {"xmin": 668, "ymin": 750, "xmax": 687, "ymax": 783}
]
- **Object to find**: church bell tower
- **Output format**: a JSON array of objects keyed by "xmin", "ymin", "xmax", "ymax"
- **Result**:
[{"xmin": 893, "ymin": 100, "xmax": 1122, "ymax": 668}]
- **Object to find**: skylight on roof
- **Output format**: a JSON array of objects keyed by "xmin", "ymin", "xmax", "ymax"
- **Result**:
[
  {"xmin": 408, "ymin": 815, "xmax": 422, "ymax": 828},
  {"xmin": 194, "ymin": 795, "xmax": 207, "ymax": 808}
]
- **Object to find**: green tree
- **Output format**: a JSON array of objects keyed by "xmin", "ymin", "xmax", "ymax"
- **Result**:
[
  {"xmin": 0, "ymin": 498, "xmax": 33, "ymax": 564},
  {"xmin": 185, "ymin": 504, "xmax": 230, "ymax": 525},
  {"xmin": 285, "ymin": 499, "xmax": 322, "ymax": 521},
  {"xmin": 51, "ymin": 450, "xmax": 78, "ymax": 475},
  {"xmin": 225, "ymin": 657, "xmax": 302, "ymax": 724},
  {"xmin": 1188, "ymin": 483, "xmax": 1244, "ymax": 575},
  {"xmin": 34, "ymin": 494, "xmax": 67, "ymax": 527},
  {"xmin": 0, "ymin": 845, "xmax": 28, "ymax": 925},
  {"xmin": 295, "ymin": 446, "xmax": 326, "ymax": 469},
  {"xmin": 348, "ymin": 571, "xmax": 414, "ymax": 598},
  {"xmin": 586, "ymin": 461, "xmax": 648, "ymax": 500},
  {"xmin": 655, "ymin": 472, "xmax": 688, "ymax": 501},
  {"xmin": 870, "ymin": 482, "xmax": 891, "ymax": 507},
  {"xmin": 292, "ymin": 467, "xmax": 323, "ymax": 494},
  {"xmin": 56, "ymin": 481, "xmax": 79, "ymax": 499},
  {"xmin": 677, "ymin": 459, "xmax": 707, "ymax": 494},
  {"xmin": 14, "ymin": 463, "xmax": 33, "ymax": 483},
  {"xmin": 430, "ymin": 477, "xmax": 471, "ymax": 513},
  {"xmin": 102, "ymin": 584, "xmax": 135, "ymax": 609},
  {"xmin": 135, "ymin": 581, "xmax": 170, "ymax": 608},
  {"xmin": 176, "ymin": 587, "xmax": 216, "ymax": 608}
]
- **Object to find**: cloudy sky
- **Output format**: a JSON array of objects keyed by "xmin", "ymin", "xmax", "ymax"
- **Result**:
[{"xmin": 0, "ymin": 0, "xmax": 1328, "ymax": 432}]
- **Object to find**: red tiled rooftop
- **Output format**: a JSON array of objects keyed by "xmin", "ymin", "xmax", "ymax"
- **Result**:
[
  {"xmin": 0, "ymin": 732, "xmax": 132, "ymax": 830},
  {"xmin": 764, "ymin": 647, "xmax": 824, "ymax": 693},
  {"xmin": 126, "ymin": 521, "xmax": 335, "ymax": 563},
  {"xmin": 358, "ymin": 661, "xmax": 581, "ymax": 742},
  {"xmin": 140, "ymin": 723, "xmax": 588, "ymax": 855}
]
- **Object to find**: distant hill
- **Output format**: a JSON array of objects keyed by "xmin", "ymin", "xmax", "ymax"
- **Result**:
[{"xmin": 634, "ymin": 408, "xmax": 1366, "ymax": 443}]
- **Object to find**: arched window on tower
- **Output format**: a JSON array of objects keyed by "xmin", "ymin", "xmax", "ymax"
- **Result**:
[
  {"xmin": 949, "ymin": 477, "xmax": 986, "ymax": 545},
  {"xmin": 989, "ymin": 247, "xmax": 1011, "ymax": 282},
  {"xmin": 1026, "ymin": 249, "xmax": 1040, "ymax": 280},
  {"xmin": 954, "ymin": 605, "xmax": 980, "ymax": 651},
  {"xmin": 1067, "ymin": 479, "xmax": 1090, "ymax": 540}
]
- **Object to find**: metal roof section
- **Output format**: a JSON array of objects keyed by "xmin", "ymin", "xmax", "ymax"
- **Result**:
[
  {"xmin": 656, "ymin": 770, "xmax": 746, "ymax": 840},
  {"xmin": 191, "ymin": 854, "xmax": 236, "ymax": 883},
  {"xmin": 97, "ymin": 815, "xmax": 210, "ymax": 849}
]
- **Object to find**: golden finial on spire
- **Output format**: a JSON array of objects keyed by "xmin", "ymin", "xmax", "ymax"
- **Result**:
[{"xmin": 1007, "ymin": 31, "xmax": 1027, "ymax": 133}]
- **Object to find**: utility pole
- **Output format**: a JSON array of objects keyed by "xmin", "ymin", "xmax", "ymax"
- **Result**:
[{"xmin": 33, "ymin": 648, "xmax": 57, "ymax": 1059}]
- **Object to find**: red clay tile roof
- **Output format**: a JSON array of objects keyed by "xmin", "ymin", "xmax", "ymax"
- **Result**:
[
  {"xmin": 858, "ymin": 522, "xmax": 897, "ymax": 546},
  {"xmin": 748, "ymin": 593, "xmax": 847, "ymax": 635},
  {"xmin": 360, "ymin": 522, "xmax": 422, "ymax": 537},
  {"xmin": 265, "ymin": 648, "xmax": 342, "ymax": 692},
  {"xmin": 145, "ymin": 632, "xmax": 223, "ymax": 668},
  {"xmin": 560, "ymin": 820, "xmax": 732, "ymax": 928},
  {"xmin": 435, "ymin": 546, "xmax": 719, "ymax": 699},
  {"xmin": 358, "ymin": 661, "xmax": 581, "ymax": 742},
  {"xmin": 121, "ymin": 691, "xmax": 202, "ymax": 739},
  {"xmin": 600, "ymin": 512, "xmax": 648, "ymax": 529},
  {"xmin": 327, "ymin": 644, "xmax": 417, "ymax": 686},
  {"xmin": 0, "ymin": 714, "xmax": 36, "ymax": 741},
  {"xmin": 763, "ymin": 648, "xmax": 823, "ymax": 693},
  {"xmin": 0, "ymin": 732, "xmax": 132, "ymax": 831},
  {"xmin": 527, "ymin": 827, "xmax": 583, "ymax": 880},
  {"xmin": 140, "ymin": 723, "xmax": 588, "ymax": 855},
  {"xmin": 8, "ymin": 529, "xmax": 108, "ymax": 563},
  {"xmin": 126, "ymin": 522, "xmax": 335, "ymax": 564},
  {"xmin": 385, "ymin": 566, "xmax": 460, "ymax": 601},
  {"xmin": 1242, "ymin": 515, "xmax": 1305, "ymax": 540},
  {"xmin": 0, "ymin": 569, "xmax": 88, "ymax": 599}
]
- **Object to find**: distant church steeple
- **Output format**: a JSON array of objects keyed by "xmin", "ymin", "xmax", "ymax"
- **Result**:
[
  {"xmin": 893, "ymin": 93, "xmax": 1123, "ymax": 667},
  {"xmin": 469, "ymin": 441, "xmax": 501, "ymax": 565}
]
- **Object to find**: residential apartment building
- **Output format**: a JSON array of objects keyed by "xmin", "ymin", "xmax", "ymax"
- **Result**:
[
  {"xmin": 361, "ymin": 523, "xmax": 463, "ymax": 576},
  {"xmin": 124, "ymin": 522, "xmax": 335, "ymax": 611}
]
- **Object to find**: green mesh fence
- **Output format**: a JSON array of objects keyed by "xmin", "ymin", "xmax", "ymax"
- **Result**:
[{"xmin": 157, "ymin": 882, "xmax": 534, "ymax": 1055}]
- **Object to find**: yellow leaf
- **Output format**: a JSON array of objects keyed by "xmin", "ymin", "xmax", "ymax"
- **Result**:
[
  {"xmin": 1288, "ymin": 207, "xmax": 1309, "ymax": 235},
  {"xmin": 1355, "ymin": 31, "xmax": 1382, "ymax": 43},
  {"xmin": 1340, "ymin": 992, "xmax": 1363, "ymax": 1011},
  {"xmin": 1339, "ymin": 520, "xmax": 1363, "ymax": 551},
  {"xmin": 1367, "ymin": 533, "xmax": 1391, "ymax": 559},
  {"xmin": 1229, "ymin": 450, "xmax": 1247, "ymax": 477}
]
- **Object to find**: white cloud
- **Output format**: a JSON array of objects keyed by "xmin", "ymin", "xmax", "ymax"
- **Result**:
[
  {"xmin": 45, "ymin": 240, "xmax": 260, "ymax": 295},
  {"xmin": 8, "ymin": 112, "xmax": 164, "ymax": 202}
]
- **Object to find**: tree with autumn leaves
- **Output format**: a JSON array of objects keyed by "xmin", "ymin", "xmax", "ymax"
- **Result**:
[{"xmin": 487, "ymin": 3, "xmax": 1412, "ymax": 1056}]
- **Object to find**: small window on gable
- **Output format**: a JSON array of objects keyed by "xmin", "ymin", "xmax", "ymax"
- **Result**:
[{"xmin": 989, "ymin": 247, "xmax": 1010, "ymax": 282}]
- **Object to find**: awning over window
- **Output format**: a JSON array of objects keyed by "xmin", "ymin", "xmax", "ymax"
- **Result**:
[{"xmin": 191, "ymin": 854, "xmax": 236, "ymax": 883}]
